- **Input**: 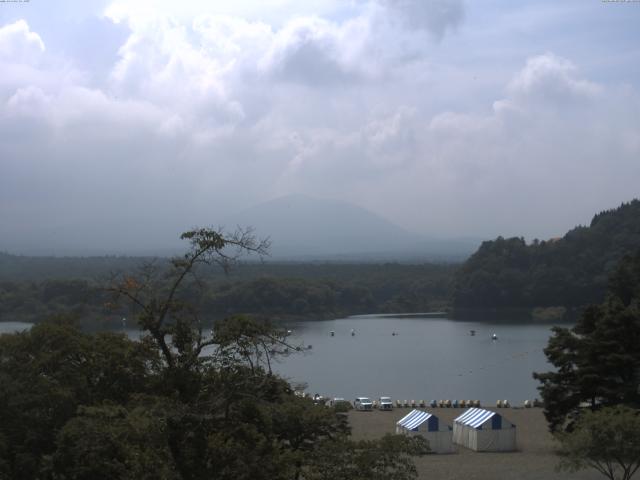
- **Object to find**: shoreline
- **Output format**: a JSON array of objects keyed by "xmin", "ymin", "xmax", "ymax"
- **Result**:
[{"xmin": 347, "ymin": 408, "xmax": 601, "ymax": 480}]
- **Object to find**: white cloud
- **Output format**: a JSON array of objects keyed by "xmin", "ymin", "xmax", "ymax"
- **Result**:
[
  {"xmin": 259, "ymin": 15, "xmax": 378, "ymax": 85},
  {"xmin": 0, "ymin": 20, "xmax": 89, "ymax": 109},
  {"xmin": 6, "ymin": 85, "xmax": 51, "ymax": 117},
  {"xmin": 376, "ymin": 53, "xmax": 638, "ymax": 236},
  {"xmin": 104, "ymin": 0, "xmax": 462, "ymax": 95},
  {"xmin": 507, "ymin": 52, "xmax": 600, "ymax": 104},
  {"xmin": 1, "ymin": 4, "xmax": 639, "ymax": 252},
  {"xmin": 0, "ymin": 20, "xmax": 45, "ymax": 62}
]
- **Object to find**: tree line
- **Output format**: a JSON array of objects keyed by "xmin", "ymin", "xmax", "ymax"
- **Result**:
[
  {"xmin": 0, "ymin": 264, "xmax": 454, "ymax": 326},
  {"xmin": 0, "ymin": 228, "xmax": 429, "ymax": 480},
  {"xmin": 3, "ymin": 199, "xmax": 640, "ymax": 325},
  {"xmin": 534, "ymin": 250, "xmax": 640, "ymax": 480},
  {"xmin": 453, "ymin": 200, "xmax": 640, "ymax": 310}
]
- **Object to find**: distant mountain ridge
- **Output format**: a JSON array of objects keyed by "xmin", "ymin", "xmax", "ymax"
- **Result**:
[
  {"xmin": 222, "ymin": 194, "xmax": 479, "ymax": 260},
  {"xmin": 0, "ymin": 194, "xmax": 480, "ymax": 260},
  {"xmin": 453, "ymin": 199, "xmax": 640, "ymax": 309}
]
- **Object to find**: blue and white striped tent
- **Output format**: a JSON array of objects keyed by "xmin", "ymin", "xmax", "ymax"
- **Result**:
[
  {"xmin": 453, "ymin": 408, "xmax": 516, "ymax": 452},
  {"xmin": 396, "ymin": 410, "xmax": 453, "ymax": 453}
]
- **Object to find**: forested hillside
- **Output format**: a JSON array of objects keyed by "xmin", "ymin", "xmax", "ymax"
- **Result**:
[
  {"xmin": 0, "ymin": 261, "xmax": 455, "ymax": 325},
  {"xmin": 453, "ymin": 200, "xmax": 640, "ymax": 309},
  {"xmin": 0, "ymin": 253, "xmax": 148, "ymax": 281},
  {"xmin": 5, "ymin": 200, "xmax": 640, "ymax": 323}
]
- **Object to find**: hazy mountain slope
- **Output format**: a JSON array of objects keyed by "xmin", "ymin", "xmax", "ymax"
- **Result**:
[
  {"xmin": 222, "ymin": 194, "xmax": 477, "ymax": 259},
  {"xmin": 0, "ymin": 194, "xmax": 479, "ymax": 260}
]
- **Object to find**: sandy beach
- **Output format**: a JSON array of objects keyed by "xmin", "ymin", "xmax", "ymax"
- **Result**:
[{"xmin": 348, "ymin": 407, "xmax": 602, "ymax": 480}]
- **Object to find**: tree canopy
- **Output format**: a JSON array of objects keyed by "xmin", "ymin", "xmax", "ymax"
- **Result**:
[
  {"xmin": 0, "ymin": 260, "xmax": 454, "ymax": 326},
  {"xmin": 454, "ymin": 200, "xmax": 640, "ymax": 310},
  {"xmin": 0, "ymin": 228, "xmax": 428, "ymax": 480},
  {"xmin": 533, "ymin": 250, "xmax": 640, "ymax": 432},
  {"xmin": 557, "ymin": 405, "xmax": 640, "ymax": 480}
]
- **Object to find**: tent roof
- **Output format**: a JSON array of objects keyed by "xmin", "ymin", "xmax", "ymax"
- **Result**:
[
  {"xmin": 397, "ymin": 409, "xmax": 433, "ymax": 430},
  {"xmin": 454, "ymin": 408, "xmax": 497, "ymax": 429}
]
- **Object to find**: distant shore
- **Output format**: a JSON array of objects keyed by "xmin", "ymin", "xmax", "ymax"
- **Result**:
[{"xmin": 347, "ymin": 408, "xmax": 601, "ymax": 480}]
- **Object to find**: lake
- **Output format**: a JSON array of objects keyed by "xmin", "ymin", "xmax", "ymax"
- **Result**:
[
  {"xmin": 0, "ymin": 315, "xmax": 559, "ymax": 405},
  {"xmin": 273, "ymin": 315, "xmax": 556, "ymax": 405}
]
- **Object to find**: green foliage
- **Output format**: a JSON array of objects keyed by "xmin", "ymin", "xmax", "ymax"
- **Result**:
[
  {"xmin": 269, "ymin": 396, "xmax": 350, "ymax": 452},
  {"xmin": 0, "ymin": 262, "xmax": 455, "ymax": 326},
  {"xmin": 0, "ymin": 319, "xmax": 157, "ymax": 479},
  {"xmin": 51, "ymin": 404, "xmax": 179, "ymax": 480},
  {"xmin": 534, "ymin": 251, "xmax": 640, "ymax": 431},
  {"xmin": 556, "ymin": 405, "xmax": 640, "ymax": 480},
  {"xmin": 332, "ymin": 400, "xmax": 353, "ymax": 413},
  {"xmin": 307, "ymin": 434, "xmax": 429, "ymax": 480},
  {"xmin": 454, "ymin": 200, "xmax": 640, "ymax": 309},
  {"xmin": 0, "ymin": 314, "xmax": 361, "ymax": 480},
  {"xmin": 0, "ymin": 228, "xmax": 427, "ymax": 480}
]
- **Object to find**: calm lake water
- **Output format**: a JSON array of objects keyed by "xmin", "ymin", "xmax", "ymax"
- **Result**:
[
  {"xmin": 0, "ymin": 315, "xmax": 560, "ymax": 404},
  {"xmin": 273, "ymin": 315, "xmax": 556, "ymax": 404}
]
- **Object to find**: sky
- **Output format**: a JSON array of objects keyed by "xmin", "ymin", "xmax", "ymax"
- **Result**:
[{"xmin": 1, "ymin": 0, "xmax": 639, "ymax": 254}]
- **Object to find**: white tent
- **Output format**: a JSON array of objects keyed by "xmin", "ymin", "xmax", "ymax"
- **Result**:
[
  {"xmin": 395, "ymin": 409, "xmax": 454, "ymax": 453},
  {"xmin": 452, "ymin": 408, "xmax": 516, "ymax": 452}
]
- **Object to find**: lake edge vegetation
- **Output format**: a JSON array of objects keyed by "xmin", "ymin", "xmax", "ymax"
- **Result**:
[
  {"xmin": 534, "ymin": 250, "xmax": 640, "ymax": 480},
  {"xmin": 0, "ymin": 227, "xmax": 429, "ymax": 480},
  {"xmin": 4, "ymin": 200, "xmax": 640, "ymax": 326}
]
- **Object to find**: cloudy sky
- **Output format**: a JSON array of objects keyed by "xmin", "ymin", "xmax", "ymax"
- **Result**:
[{"xmin": 1, "ymin": 0, "xmax": 639, "ymax": 254}]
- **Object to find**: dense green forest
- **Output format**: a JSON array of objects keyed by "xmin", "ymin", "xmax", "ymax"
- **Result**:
[
  {"xmin": 453, "ymin": 200, "xmax": 640, "ymax": 311},
  {"xmin": 3, "ymin": 199, "xmax": 640, "ymax": 325},
  {"xmin": 0, "ymin": 229, "xmax": 428, "ymax": 479},
  {"xmin": 0, "ymin": 318, "xmax": 427, "ymax": 480},
  {"xmin": 0, "ymin": 259, "xmax": 454, "ymax": 326}
]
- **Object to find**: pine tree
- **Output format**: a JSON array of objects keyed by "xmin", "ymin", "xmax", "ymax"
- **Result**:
[{"xmin": 534, "ymin": 251, "xmax": 640, "ymax": 431}]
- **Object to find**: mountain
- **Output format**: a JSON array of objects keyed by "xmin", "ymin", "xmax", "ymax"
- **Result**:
[
  {"xmin": 221, "ymin": 194, "xmax": 479, "ymax": 260},
  {"xmin": 0, "ymin": 193, "xmax": 479, "ymax": 260},
  {"xmin": 453, "ymin": 199, "xmax": 640, "ymax": 309}
]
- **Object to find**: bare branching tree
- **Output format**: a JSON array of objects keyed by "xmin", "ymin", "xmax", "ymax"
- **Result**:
[{"xmin": 106, "ymin": 227, "xmax": 275, "ymax": 374}]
